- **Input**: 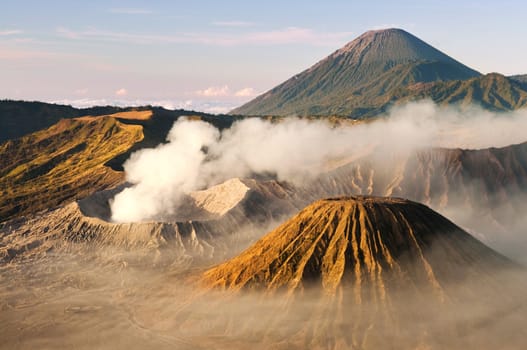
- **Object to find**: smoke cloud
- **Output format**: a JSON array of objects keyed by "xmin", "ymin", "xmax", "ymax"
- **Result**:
[
  {"xmin": 110, "ymin": 121, "xmax": 220, "ymax": 221},
  {"xmin": 110, "ymin": 101, "xmax": 527, "ymax": 222}
]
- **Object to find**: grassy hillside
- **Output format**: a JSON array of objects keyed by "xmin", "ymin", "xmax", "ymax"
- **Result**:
[
  {"xmin": 0, "ymin": 115, "xmax": 144, "ymax": 221},
  {"xmin": 393, "ymin": 73, "xmax": 527, "ymax": 111}
]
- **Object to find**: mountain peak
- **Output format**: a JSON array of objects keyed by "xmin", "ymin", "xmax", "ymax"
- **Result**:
[
  {"xmin": 325, "ymin": 27, "xmax": 472, "ymax": 73},
  {"xmin": 364, "ymin": 27, "xmax": 406, "ymax": 34},
  {"xmin": 232, "ymin": 29, "xmax": 482, "ymax": 117},
  {"xmin": 336, "ymin": 28, "xmax": 409, "ymax": 52},
  {"xmin": 202, "ymin": 196, "xmax": 512, "ymax": 294},
  {"xmin": 343, "ymin": 27, "xmax": 408, "ymax": 44}
]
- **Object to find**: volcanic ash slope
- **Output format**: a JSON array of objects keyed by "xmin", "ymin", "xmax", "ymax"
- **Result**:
[{"xmin": 195, "ymin": 196, "xmax": 527, "ymax": 349}]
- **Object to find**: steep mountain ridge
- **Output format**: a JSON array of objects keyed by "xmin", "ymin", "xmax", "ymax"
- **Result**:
[
  {"xmin": 324, "ymin": 28, "xmax": 478, "ymax": 80},
  {"xmin": 286, "ymin": 141, "xmax": 527, "ymax": 245}
]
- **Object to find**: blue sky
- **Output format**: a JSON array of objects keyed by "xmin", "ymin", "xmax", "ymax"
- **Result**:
[{"xmin": 1, "ymin": 0, "xmax": 526, "ymax": 112}]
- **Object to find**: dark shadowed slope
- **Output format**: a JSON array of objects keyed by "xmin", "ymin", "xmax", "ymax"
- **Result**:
[
  {"xmin": 0, "ymin": 100, "xmax": 134, "ymax": 142},
  {"xmin": 510, "ymin": 74, "xmax": 527, "ymax": 84},
  {"xmin": 509, "ymin": 74, "xmax": 527, "ymax": 94},
  {"xmin": 0, "ymin": 100, "xmax": 241, "ymax": 144}
]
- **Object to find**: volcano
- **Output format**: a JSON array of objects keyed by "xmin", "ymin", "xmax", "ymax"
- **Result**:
[
  {"xmin": 232, "ymin": 28, "xmax": 527, "ymax": 117},
  {"xmin": 203, "ymin": 196, "xmax": 513, "ymax": 296}
]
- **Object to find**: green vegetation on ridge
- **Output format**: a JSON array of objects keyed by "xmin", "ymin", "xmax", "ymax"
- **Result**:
[
  {"xmin": 394, "ymin": 73, "xmax": 527, "ymax": 111},
  {"xmin": 232, "ymin": 29, "xmax": 527, "ymax": 118}
]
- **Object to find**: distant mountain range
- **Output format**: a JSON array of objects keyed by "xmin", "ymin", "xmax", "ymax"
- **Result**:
[
  {"xmin": 232, "ymin": 28, "xmax": 527, "ymax": 117},
  {"xmin": 0, "ymin": 100, "xmax": 238, "ymax": 143},
  {"xmin": 0, "ymin": 100, "xmax": 128, "ymax": 143},
  {"xmin": 510, "ymin": 74, "xmax": 527, "ymax": 85}
]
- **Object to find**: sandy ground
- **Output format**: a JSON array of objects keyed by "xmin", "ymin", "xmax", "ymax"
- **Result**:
[
  {"xmin": 0, "ymin": 247, "xmax": 202, "ymax": 350},
  {"xmin": 2, "ymin": 238, "xmax": 527, "ymax": 350}
]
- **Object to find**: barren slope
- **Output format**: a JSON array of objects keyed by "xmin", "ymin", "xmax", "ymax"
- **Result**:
[
  {"xmin": 203, "ymin": 196, "xmax": 512, "ymax": 294},
  {"xmin": 0, "ymin": 116, "xmax": 143, "ymax": 221}
]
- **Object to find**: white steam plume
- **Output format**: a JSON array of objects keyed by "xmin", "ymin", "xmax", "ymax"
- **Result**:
[
  {"xmin": 110, "ymin": 121, "xmax": 219, "ymax": 221},
  {"xmin": 110, "ymin": 101, "xmax": 527, "ymax": 222}
]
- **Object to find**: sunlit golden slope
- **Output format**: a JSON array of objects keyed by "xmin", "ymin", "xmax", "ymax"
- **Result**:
[
  {"xmin": 203, "ymin": 196, "xmax": 512, "ymax": 295},
  {"xmin": 0, "ymin": 115, "xmax": 143, "ymax": 220}
]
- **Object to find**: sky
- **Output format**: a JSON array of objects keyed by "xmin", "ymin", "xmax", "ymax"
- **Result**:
[{"xmin": 1, "ymin": 0, "xmax": 526, "ymax": 113}]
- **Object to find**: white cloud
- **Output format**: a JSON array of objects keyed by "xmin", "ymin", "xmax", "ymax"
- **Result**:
[
  {"xmin": 74, "ymin": 88, "xmax": 88, "ymax": 96},
  {"xmin": 55, "ymin": 26, "xmax": 353, "ymax": 47},
  {"xmin": 115, "ymin": 88, "xmax": 128, "ymax": 96},
  {"xmin": 56, "ymin": 26, "xmax": 79, "ymax": 39},
  {"xmin": 243, "ymin": 27, "xmax": 350, "ymax": 46},
  {"xmin": 234, "ymin": 87, "xmax": 258, "ymax": 97},
  {"xmin": 8, "ymin": 38, "xmax": 34, "ymax": 43},
  {"xmin": 212, "ymin": 21, "xmax": 255, "ymax": 27},
  {"xmin": 48, "ymin": 98, "xmax": 234, "ymax": 114},
  {"xmin": 203, "ymin": 106, "xmax": 231, "ymax": 114},
  {"xmin": 0, "ymin": 45, "xmax": 61, "ymax": 60},
  {"xmin": 0, "ymin": 29, "xmax": 22, "ymax": 36},
  {"xmin": 196, "ymin": 85, "xmax": 230, "ymax": 97},
  {"xmin": 109, "ymin": 8, "xmax": 153, "ymax": 15}
]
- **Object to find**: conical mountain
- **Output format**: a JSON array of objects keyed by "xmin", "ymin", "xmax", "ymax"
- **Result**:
[
  {"xmin": 202, "ymin": 196, "xmax": 513, "ymax": 295},
  {"xmin": 232, "ymin": 28, "xmax": 481, "ymax": 117},
  {"xmin": 310, "ymin": 27, "xmax": 479, "ymax": 86}
]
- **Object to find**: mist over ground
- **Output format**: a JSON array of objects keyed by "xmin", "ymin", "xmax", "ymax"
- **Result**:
[
  {"xmin": 111, "ymin": 101, "xmax": 527, "ymax": 223},
  {"xmin": 1, "ymin": 244, "xmax": 526, "ymax": 350}
]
